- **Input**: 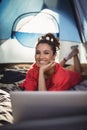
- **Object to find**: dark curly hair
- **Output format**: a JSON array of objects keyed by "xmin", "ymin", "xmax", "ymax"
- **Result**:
[{"xmin": 36, "ymin": 33, "xmax": 60, "ymax": 55}]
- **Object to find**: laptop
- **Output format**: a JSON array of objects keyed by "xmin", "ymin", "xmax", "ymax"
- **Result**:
[{"xmin": 10, "ymin": 91, "xmax": 87, "ymax": 123}]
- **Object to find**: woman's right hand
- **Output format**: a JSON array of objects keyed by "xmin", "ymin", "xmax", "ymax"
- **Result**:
[{"xmin": 39, "ymin": 61, "xmax": 56, "ymax": 73}]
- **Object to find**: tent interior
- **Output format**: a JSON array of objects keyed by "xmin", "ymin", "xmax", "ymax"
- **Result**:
[
  {"xmin": 0, "ymin": 0, "xmax": 87, "ymax": 59},
  {"xmin": 0, "ymin": 0, "xmax": 87, "ymax": 128},
  {"xmin": 0, "ymin": 0, "xmax": 87, "ymax": 82},
  {"xmin": 0, "ymin": 0, "xmax": 87, "ymax": 78}
]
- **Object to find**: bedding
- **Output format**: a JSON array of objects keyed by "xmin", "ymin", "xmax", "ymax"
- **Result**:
[
  {"xmin": 0, "ymin": 89, "xmax": 13, "ymax": 126},
  {"xmin": 0, "ymin": 64, "xmax": 27, "ymax": 126},
  {"xmin": 0, "ymin": 64, "xmax": 87, "ymax": 126}
]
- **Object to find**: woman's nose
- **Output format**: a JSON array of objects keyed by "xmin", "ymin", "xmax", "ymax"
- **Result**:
[{"xmin": 40, "ymin": 53, "xmax": 44, "ymax": 59}]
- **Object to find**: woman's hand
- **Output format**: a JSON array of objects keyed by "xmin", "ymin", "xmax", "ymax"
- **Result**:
[
  {"xmin": 39, "ymin": 61, "xmax": 56, "ymax": 73},
  {"xmin": 38, "ymin": 61, "xmax": 56, "ymax": 91}
]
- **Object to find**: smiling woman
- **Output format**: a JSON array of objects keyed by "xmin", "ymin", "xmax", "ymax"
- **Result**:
[{"xmin": 19, "ymin": 33, "xmax": 82, "ymax": 91}]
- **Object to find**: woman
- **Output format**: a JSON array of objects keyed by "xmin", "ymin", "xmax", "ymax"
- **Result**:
[{"xmin": 19, "ymin": 33, "xmax": 82, "ymax": 91}]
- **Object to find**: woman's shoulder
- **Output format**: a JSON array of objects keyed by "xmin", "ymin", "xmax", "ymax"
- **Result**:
[
  {"xmin": 55, "ymin": 62, "xmax": 62, "ymax": 70},
  {"xmin": 27, "ymin": 63, "xmax": 39, "ymax": 74}
]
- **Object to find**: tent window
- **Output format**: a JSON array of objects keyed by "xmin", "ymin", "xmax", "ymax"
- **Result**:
[{"xmin": 11, "ymin": 9, "xmax": 59, "ymax": 48}]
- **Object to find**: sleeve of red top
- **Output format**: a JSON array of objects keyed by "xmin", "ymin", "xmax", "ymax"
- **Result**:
[
  {"xmin": 19, "ymin": 69, "xmax": 38, "ymax": 91},
  {"xmin": 48, "ymin": 68, "xmax": 82, "ymax": 91}
]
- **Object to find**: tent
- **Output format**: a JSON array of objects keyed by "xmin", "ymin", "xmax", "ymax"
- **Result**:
[
  {"xmin": 0, "ymin": 0, "xmax": 87, "ymax": 63},
  {"xmin": 0, "ymin": 0, "xmax": 87, "ymax": 127}
]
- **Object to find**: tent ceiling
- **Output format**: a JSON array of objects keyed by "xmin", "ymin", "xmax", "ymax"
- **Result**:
[{"xmin": 0, "ymin": 0, "xmax": 87, "ymax": 45}]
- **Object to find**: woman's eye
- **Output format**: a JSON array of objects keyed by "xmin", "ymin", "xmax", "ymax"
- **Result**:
[
  {"xmin": 45, "ymin": 52, "xmax": 49, "ymax": 54},
  {"xmin": 36, "ymin": 51, "xmax": 40, "ymax": 54},
  {"xmin": 44, "ymin": 51, "xmax": 50, "ymax": 54}
]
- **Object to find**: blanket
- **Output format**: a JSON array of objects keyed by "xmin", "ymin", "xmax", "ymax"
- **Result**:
[
  {"xmin": 0, "ymin": 90, "xmax": 13, "ymax": 126},
  {"xmin": 0, "ymin": 65, "xmax": 87, "ymax": 126}
]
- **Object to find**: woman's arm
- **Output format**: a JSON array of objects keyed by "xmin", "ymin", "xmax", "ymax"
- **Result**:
[
  {"xmin": 38, "ymin": 61, "xmax": 55, "ymax": 91},
  {"xmin": 38, "ymin": 68, "xmax": 47, "ymax": 91}
]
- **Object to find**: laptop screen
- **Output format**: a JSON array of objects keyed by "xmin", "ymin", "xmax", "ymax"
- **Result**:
[{"xmin": 10, "ymin": 91, "xmax": 87, "ymax": 123}]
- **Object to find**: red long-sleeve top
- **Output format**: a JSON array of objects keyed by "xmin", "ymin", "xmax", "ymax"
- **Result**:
[{"xmin": 19, "ymin": 63, "xmax": 82, "ymax": 91}]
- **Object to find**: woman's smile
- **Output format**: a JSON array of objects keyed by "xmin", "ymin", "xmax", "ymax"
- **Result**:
[{"xmin": 37, "ymin": 59, "xmax": 50, "ymax": 66}]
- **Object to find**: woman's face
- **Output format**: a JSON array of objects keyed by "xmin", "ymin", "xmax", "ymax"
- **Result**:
[{"xmin": 35, "ymin": 43, "xmax": 56, "ymax": 67}]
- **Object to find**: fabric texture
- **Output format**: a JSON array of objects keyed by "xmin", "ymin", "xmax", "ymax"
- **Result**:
[
  {"xmin": 19, "ymin": 63, "xmax": 82, "ymax": 91},
  {"xmin": 70, "ymin": 79, "xmax": 87, "ymax": 90},
  {"xmin": 0, "ymin": 90, "xmax": 13, "ymax": 126}
]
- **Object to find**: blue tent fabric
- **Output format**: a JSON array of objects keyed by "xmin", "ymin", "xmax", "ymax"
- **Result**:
[
  {"xmin": 0, "ymin": 0, "xmax": 87, "ymax": 47},
  {"xmin": 0, "ymin": 0, "xmax": 43, "ymax": 39},
  {"xmin": 73, "ymin": 0, "xmax": 87, "ymax": 42}
]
